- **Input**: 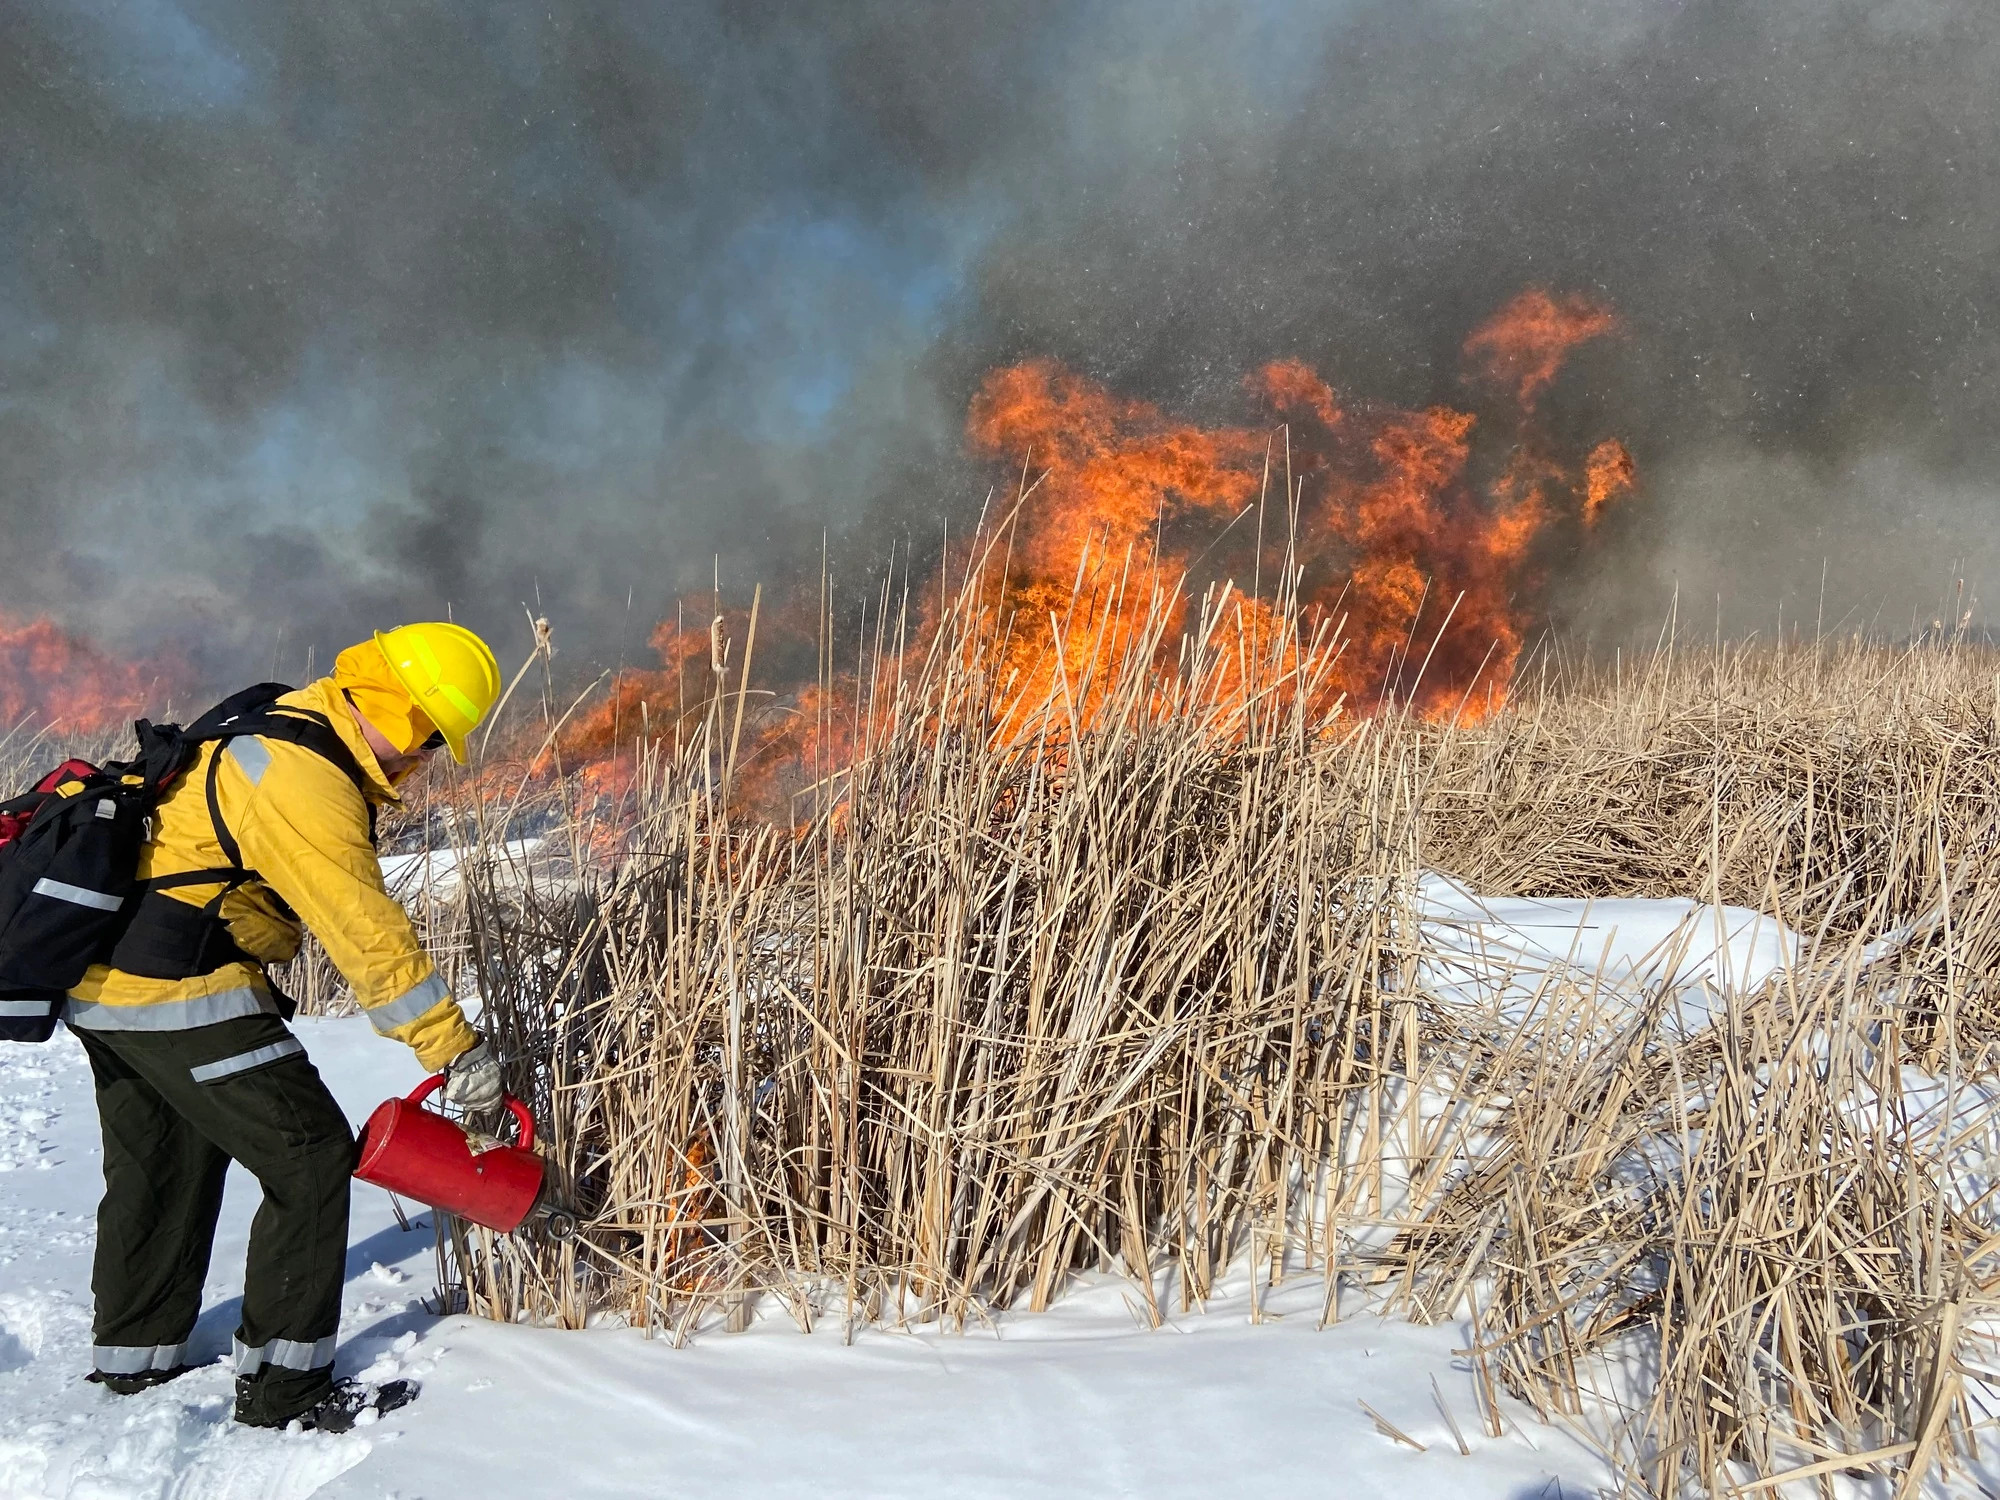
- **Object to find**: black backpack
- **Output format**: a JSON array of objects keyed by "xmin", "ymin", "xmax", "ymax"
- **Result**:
[{"xmin": 0, "ymin": 684, "xmax": 368, "ymax": 1042}]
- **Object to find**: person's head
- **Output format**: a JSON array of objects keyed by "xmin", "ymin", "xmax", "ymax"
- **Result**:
[{"xmin": 334, "ymin": 622, "xmax": 502, "ymax": 781}]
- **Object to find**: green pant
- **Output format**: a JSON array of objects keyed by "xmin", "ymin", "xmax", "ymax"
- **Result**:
[{"xmin": 75, "ymin": 1014, "xmax": 358, "ymax": 1424}]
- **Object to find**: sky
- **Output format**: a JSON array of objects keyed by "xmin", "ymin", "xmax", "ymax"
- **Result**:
[{"xmin": 3, "ymin": 0, "xmax": 1998, "ymax": 678}]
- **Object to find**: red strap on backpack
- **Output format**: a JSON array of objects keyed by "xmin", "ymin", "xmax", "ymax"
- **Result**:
[
  {"xmin": 34, "ymin": 759, "xmax": 100, "ymax": 794},
  {"xmin": 0, "ymin": 759, "xmax": 104, "ymax": 855}
]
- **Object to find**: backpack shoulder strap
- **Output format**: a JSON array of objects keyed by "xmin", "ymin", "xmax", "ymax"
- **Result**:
[
  {"xmin": 248, "ymin": 708, "xmax": 370, "ymax": 802},
  {"xmin": 147, "ymin": 688, "xmax": 379, "ymax": 890},
  {"xmin": 180, "ymin": 682, "xmax": 296, "ymax": 742},
  {"xmin": 244, "ymin": 707, "xmax": 377, "ymax": 848}
]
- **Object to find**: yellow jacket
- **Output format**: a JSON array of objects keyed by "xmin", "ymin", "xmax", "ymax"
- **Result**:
[{"xmin": 65, "ymin": 679, "xmax": 479, "ymax": 1071}]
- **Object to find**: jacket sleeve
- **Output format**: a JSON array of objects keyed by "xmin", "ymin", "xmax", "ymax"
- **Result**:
[{"xmin": 219, "ymin": 739, "xmax": 480, "ymax": 1072}]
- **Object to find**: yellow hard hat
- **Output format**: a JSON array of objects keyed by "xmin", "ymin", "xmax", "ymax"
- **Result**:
[{"xmin": 373, "ymin": 622, "xmax": 502, "ymax": 764}]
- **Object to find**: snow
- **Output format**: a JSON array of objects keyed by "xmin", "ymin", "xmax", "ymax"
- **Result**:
[
  {"xmin": 378, "ymin": 840, "xmax": 541, "ymax": 899},
  {"xmin": 0, "ymin": 1024, "xmax": 429, "ymax": 1500},
  {"xmin": 1874, "ymin": 1069, "xmax": 2000, "ymax": 1232},
  {"xmin": 0, "ymin": 1018, "xmax": 1609, "ymax": 1500},
  {"xmin": 1416, "ymin": 871, "xmax": 1801, "ymax": 1026},
  {"xmin": 0, "ymin": 870, "xmax": 1889, "ymax": 1499}
]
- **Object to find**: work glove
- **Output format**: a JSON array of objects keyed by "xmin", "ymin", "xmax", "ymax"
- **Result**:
[{"xmin": 443, "ymin": 1037, "xmax": 505, "ymax": 1133}]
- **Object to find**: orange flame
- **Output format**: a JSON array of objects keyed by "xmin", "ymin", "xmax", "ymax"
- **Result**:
[
  {"xmin": 1583, "ymin": 437, "xmax": 1637, "ymax": 526},
  {"xmin": 967, "ymin": 360, "xmax": 1266, "ymax": 583},
  {"xmin": 0, "ymin": 613, "xmax": 183, "ymax": 738},
  {"xmin": 558, "ymin": 617, "xmax": 720, "ymax": 768},
  {"xmin": 1252, "ymin": 358, "xmax": 1343, "ymax": 429},
  {"xmin": 1463, "ymin": 289, "xmax": 1618, "ymax": 410},
  {"xmin": 537, "ymin": 288, "xmax": 1637, "ymax": 819},
  {"xmin": 958, "ymin": 292, "xmax": 1627, "ymax": 722}
]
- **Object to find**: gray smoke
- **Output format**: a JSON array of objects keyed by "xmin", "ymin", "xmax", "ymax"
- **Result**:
[{"xmin": 3, "ymin": 0, "xmax": 1997, "ymax": 681}]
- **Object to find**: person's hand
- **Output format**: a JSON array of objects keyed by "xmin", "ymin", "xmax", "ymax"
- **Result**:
[{"xmin": 443, "ymin": 1037, "xmax": 504, "ymax": 1132}]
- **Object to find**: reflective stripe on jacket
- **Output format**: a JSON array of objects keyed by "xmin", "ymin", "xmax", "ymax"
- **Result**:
[{"xmin": 66, "ymin": 678, "xmax": 478, "ymax": 1072}]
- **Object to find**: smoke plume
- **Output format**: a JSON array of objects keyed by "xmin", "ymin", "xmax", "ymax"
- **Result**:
[{"xmin": 4, "ymin": 0, "xmax": 1997, "ymax": 685}]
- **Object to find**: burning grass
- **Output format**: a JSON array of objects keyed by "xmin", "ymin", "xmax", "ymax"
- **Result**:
[
  {"xmin": 543, "ymin": 289, "xmax": 1633, "ymax": 795},
  {"xmin": 0, "ymin": 611, "xmax": 189, "ymax": 737}
]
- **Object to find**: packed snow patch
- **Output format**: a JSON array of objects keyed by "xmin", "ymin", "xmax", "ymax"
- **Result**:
[
  {"xmin": 0, "ymin": 1027, "xmax": 424, "ymax": 1500},
  {"xmin": 1416, "ymin": 871, "xmax": 1801, "ymax": 1026}
]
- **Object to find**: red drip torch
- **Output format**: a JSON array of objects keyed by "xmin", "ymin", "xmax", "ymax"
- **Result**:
[{"xmin": 353, "ymin": 1074, "xmax": 573, "ymax": 1237}]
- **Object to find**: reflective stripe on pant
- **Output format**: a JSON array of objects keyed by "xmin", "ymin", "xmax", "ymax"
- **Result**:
[
  {"xmin": 75, "ymin": 1013, "xmax": 356, "ymax": 1423},
  {"xmin": 93, "ymin": 1341, "xmax": 187, "ymax": 1376},
  {"xmin": 233, "ymin": 1332, "xmax": 337, "ymax": 1375}
]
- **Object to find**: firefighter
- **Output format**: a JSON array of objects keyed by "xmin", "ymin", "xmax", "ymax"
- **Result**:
[{"xmin": 66, "ymin": 623, "xmax": 506, "ymax": 1431}]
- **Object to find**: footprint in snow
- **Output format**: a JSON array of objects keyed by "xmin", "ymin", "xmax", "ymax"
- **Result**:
[
  {"xmin": 0, "ymin": 1292, "xmax": 52, "ymax": 1374},
  {"xmin": 163, "ymin": 1420, "xmax": 372, "ymax": 1500}
]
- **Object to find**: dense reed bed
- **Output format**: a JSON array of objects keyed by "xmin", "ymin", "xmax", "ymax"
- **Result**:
[
  {"xmin": 419, "ymin": 560, "xmax": 2000, "ymax": 1498},
  {"xmin": 8, "ymin": 571, "xmax": 2000, "ymax": 1497}
]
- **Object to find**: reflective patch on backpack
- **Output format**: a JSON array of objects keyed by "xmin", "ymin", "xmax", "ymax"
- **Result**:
[{"xmin": 30, "ymin": 878, "xmax": 124, "ymax": 912}]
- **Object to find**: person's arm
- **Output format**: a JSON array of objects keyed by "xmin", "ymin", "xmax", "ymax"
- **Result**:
[{"xmin": 219, "ymin": 739, "xmax": 479, "ymax": 1072}]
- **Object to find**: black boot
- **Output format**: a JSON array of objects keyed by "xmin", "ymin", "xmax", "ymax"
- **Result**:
[
  {"xmin": 235, "ymin": 1374, "xmax": 418, "ymax": 1432},
  {"xmin": 87, "ymin": 1365, "xmax": 197, "ymax": 1396}
]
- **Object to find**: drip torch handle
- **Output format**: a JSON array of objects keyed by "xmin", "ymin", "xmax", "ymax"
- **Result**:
[
  {"xmin": 407, "ymin": 1073, "xmax": 448, "ymax": 1106},
  {"xmin": 408, "ymin": 1073, "xmax": 536, "ymax": 1152},
  {"xmin": 505, "ymin": 1095, "xmax": 535, "ymax": 1153}
]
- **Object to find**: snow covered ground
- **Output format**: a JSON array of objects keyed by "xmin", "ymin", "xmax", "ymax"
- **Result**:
[
  {"xmin": 0, "ymin": 1018, "xmax": 1609, "ymax": 1500},
  {"xmin": 0, "ymin": 883, "xmax": 1877, "ymax": 1499},
  {"xmin": 1416, "ymin": 872, "xmax": 1800, "ymax": 1028}
]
